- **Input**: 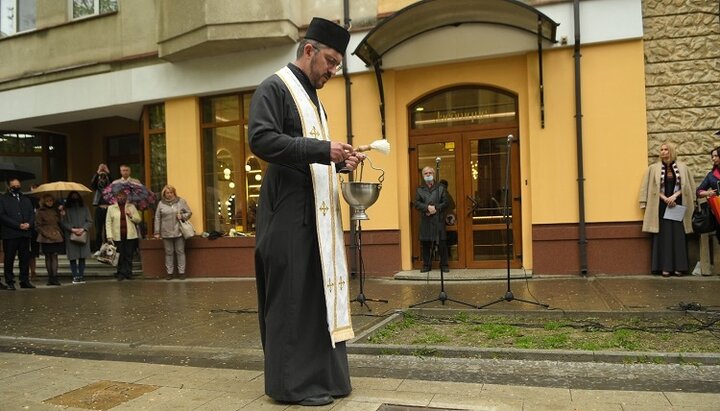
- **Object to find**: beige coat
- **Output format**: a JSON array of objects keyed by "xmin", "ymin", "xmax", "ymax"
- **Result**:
[
  {"xmin": 639, "ymin": 161, "xmax": 695, "ymax": 234},
  {"xmin": 105, "ymin": 202, "xmax": 142, "ymax": 241}
]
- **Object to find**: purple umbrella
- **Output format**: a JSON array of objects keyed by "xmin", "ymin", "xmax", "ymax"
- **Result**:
[{"xmin": 102, "ymin": 182, "xmax": 156, "ymax": 210}]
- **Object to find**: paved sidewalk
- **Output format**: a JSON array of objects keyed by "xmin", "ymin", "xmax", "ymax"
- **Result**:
[
  {"xmin": 1, "ymin": 275, "xmax": 719, "ymax": 409},
  {"xmin": 2, "ymin": 352, "xmax": 719, "ymax": 410}
]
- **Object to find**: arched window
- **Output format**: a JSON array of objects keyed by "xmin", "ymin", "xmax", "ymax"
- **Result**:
[{"xmin": 410, "ymin": 86, "xmax": 517, "ymax": 130}]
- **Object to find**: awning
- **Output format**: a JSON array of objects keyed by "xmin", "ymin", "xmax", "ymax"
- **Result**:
[
  {"xmin": 352, "ymin": 0, "xmax": 559, "ymax": 134},
  {"xmin": 354, "ymin": 0, "xmax": 558, "ymax": 67}
]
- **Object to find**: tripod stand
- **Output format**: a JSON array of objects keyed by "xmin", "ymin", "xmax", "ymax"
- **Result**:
[
  {"xmin": 351, "ymin": 220, "xmax": 388, "ymax": 311},
  {"xmin": 478, "ymin": 134, "xmax": 548, "ymax": 310},
  {"xmin": 410, "ymin": 237, "xmax": 479, "ymax": 308}
]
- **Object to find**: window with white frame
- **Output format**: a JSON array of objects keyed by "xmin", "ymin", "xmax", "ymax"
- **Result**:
[
  {"xmin": 71, "ymin": 0, "xmax": 117, "ymax": 19},
  {"xmin": 0, "ymin": 0, "xmax": 35, "ymax": 37}
]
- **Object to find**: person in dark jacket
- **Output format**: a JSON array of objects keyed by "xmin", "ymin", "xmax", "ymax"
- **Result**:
[
  {"xmin": 414, "ymin": 166, "xmax": 449, "ymax": 273},
  {"xmin": 90, "ymin": 163, "xmax": 112, "ymax": 252},
  {"xmin": 0, "ymin": 178, "xmax": 36, "ymax": 290}
]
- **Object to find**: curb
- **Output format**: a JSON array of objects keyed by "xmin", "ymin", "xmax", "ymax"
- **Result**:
[{"xmin": 348, "ymin": 310, "xmax": 720, "ymax": 366}]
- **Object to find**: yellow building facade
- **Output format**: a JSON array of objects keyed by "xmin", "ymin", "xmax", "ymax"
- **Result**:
[{"xmin": 3, "ymin": 0, "xmax": 712, "ymax": 277}]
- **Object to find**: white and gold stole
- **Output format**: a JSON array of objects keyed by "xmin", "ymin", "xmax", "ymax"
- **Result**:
[{"xmin": 276, "ymin": 67, "xmax": 354, "ymax": 347}]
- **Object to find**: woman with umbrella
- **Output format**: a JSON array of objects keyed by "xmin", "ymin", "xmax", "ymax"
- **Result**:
[
  {"xmin": 61, "ymin": 191, "xmax": 93, "ymax": 283},
  {"xmin": 35, "ymin": 194, "xmax": 65, "ymax": 286},
  {"xmin": 105, "ymin": 190, "xmax": 142, "ymax": 280}
]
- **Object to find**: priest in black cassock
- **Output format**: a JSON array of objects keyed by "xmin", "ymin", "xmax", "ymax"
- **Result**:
[{"xmin": 248, "ymin": 17, "xmax": 364, "ymax": 407}]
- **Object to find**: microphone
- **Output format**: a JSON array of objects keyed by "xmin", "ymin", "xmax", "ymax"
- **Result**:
[
  {"xmin": 436, "ymin": 156, "xmax": 441, "ymax": 165},
  {"xmin": 507, "ymin": 134, "xmax": 514, "ymax": 143}
]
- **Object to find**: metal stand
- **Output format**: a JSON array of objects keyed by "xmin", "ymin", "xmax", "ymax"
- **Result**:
[
  {"xmin": 479, "ymin": 135, "xmax": 549, "ymax": 310},
  {"xmin": 351, "ymin": 220, "xmax": 388, "ymax": 311},
  {"xmin": 410, "ymin": 238, "xmax": 479, "ymax": 308}
]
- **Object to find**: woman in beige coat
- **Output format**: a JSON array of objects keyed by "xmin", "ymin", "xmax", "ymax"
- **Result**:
[
  {"xmin": 105, "ymin": 190, "xmax": 142, "ymax": 281},
  {"xmin": 153, "ymin": 185, "xmax": 192, "ymax": 280},
  {"xmin": 639, "ymin": 142, "xmax": 695, "ymax": 276}
]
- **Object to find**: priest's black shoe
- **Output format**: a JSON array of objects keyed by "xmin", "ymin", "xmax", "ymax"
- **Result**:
[
  {"xmin": 298, "ymin": 394, "xmax": 334, "ymax": 406},
  {"xmin": 420, "ymin": 266, "xmax": 430, "ymax": 273},
  {"xmin": 20, "ymin": 282, "xmax": 36, "ymax": 289},
  {"xmin": 6, "ymin": 284, "xmax": 16, "ymax": 290}
]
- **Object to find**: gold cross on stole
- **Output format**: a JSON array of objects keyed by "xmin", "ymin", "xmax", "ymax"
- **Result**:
[
  {"xmin": 319, "ymin": 201, "xmax": 329, "ymax": 216},
  {"xmin": 309, "ymin": 126, "xmax": 320, "ymax": 138}
]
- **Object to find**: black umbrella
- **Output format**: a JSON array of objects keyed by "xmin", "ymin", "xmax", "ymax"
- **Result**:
[{"xmin": 0, "ymin": 162, "xmax": 36, "ymax": 182}]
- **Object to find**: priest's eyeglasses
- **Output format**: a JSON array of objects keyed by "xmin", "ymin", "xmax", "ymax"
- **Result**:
[{"xmin": 312, "ymin": 45, "xmax": 343, "ymax": 74}]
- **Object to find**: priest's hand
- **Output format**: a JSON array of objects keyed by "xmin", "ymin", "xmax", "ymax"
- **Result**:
[
  {"xmin": 342, "ymin": 152, "xmax": 366, "ymax": 172},
  {"xmin": 330, "ymin": 142, "xmax": 353, "ymax": 163}
]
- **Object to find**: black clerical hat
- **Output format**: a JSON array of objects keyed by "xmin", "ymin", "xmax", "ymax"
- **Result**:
[{"xmin": 305, "ymin": 17, "xmax": 350, "ymax": 55}]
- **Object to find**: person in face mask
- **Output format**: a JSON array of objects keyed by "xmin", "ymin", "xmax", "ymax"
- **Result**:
[
  {"xmin": 105, "ymin": 190, "xmax": 141, "ymax": 281},
  {"xmin": 61, "ymin": 191, "xmax": 93, "ymax": 284},
  {"xmin": 413, "ymin": 166, "xmax": 449, "ymax": 273},
  {"xmin": 0, "ymin": 178, "xmax": 36, "ymax": 290}
]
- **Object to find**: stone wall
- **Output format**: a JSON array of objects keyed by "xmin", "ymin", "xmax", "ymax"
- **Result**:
[{"xmin": 643, "ymin": 0, "xmax": 720, "ymax": 180}]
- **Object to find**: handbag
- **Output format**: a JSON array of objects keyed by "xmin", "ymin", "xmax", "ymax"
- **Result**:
[
  {"xmin": 179, "ymin": 219, "xmax": 195, "ymax": 239},
  {"xmin": 70, "ymin": 231, "xmax": 88, "ymax": 244},
  {"xmin": 692, "ymin": 201, "xmax": 716, "ymax": 234},
  {"xmin": 96, "ymin": 241, "xmax": 119, "ymax": 266}
]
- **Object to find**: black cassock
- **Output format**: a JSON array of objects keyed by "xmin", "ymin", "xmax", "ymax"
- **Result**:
[{"xmin": 248, "ymin": 64, "xmax": 351, "ymax": 402}]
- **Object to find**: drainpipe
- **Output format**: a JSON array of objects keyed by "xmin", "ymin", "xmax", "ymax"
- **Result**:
[
  {"xmin": 341, "ymin": 0, "xmax": 358, "ymax": 277},
  {"xmin": 574, "ymin": 0, "xmax": 588, "ymax": 276}
]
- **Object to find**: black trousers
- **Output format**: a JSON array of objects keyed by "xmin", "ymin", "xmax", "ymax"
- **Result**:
[
  {"xmin": 421, "ymin": 240, "xmax": 448, "ymax": 269},
  {"xmin": 3, "ymin": 237, "xmax": 30, "ymax": 285},
  {"xmin": 116, "ymin": 238, "xmax": 137, "ymax": 279},
  {"xmin": 94, "ymin": 206, "xmax": 108, "ymax": 250}
]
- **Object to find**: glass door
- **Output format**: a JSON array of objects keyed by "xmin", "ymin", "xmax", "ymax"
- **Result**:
[
  {"xmin": 462, "ymin": 130, "xmax": 521, "ymax": 268},
  {"xmin": 410, "ymin": 136, "xmax": 462, "ymax": 269}
]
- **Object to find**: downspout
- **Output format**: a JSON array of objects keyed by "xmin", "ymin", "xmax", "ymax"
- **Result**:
[
  {"xmin": 342, "ymin": 0, "xmax": 358, "ymax": 277},
  {"xmin": 574, "ymin": 0, "xmax": 588, "ymax": 276}
]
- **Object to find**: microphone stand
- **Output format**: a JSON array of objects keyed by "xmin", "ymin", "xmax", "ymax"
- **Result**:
[
  {"xmin": 411, "ymin": 157, "xmax": 479, "ymax": 309},
  {"xmin": 478, "ymin": 134, "xmax": 549, "ymax": 310}
]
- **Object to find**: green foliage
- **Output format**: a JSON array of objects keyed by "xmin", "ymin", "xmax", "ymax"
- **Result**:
[
  {"xmin": 609, "ymin": 329, "xmax": 640, "ymax": 351},
  {"xmin": 365, "ymin": 312, "xmax": 719, "ymax": 354},
  {"xmin": 411, "ymin": 330, "xmax": 450, "ymax": 345},
  {"xmin": 514, "ymin": 336, "xmax": 538, "ymax": 349},
  {"xmin": 475, "ymin": 323, "xmax": 519, "ymax": 339},
  {"xmin": 544, "ymin": 320, "xmax": 567, "ymax": 331},
  {"xmin": 541, "ymin": 333, "xmax": 569, "ymax": 348},
  {"xmin": 367, "ymin": 313, "xmax": 417, "ymax": 344},
  {"xmin": 579, "ymin": 341, "xmax": 601, "ymax": 351},
  {"xmin": 454, "ymin": 312, "xmax": 471, "ymax": 323}
]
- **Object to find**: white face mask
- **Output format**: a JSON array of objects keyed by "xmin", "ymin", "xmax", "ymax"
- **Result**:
[{"xmin": 423, "ymin": 175, "xmax": 434, "ymax": 183}]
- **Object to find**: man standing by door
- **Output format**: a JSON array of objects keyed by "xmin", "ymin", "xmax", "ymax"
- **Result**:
[
  {"xmin": 0, "ymin": 178, "xmax": 36, "ymax": 290},
  {"xmin": 414, "ymin": 166, "xmax": 449, "ymax": 273}
]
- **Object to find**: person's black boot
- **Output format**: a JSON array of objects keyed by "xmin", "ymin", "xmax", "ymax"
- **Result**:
[{"xmin": 19, "ymin": 281, "xmax": 36, "ymax": 289}]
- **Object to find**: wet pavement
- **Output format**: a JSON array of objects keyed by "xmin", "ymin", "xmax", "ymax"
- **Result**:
[{"xmin": 0, "ymin": 274, "xmax": 719, "ymax": 409}]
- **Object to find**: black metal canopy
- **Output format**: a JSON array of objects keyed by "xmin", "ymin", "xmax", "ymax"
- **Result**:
[
  {"xmin": 351, "ymin": 0, "xmax": 560, "ymax": 134},
  {"xmin": 354, "ymin": 0, "xmax": 558, "ymax": 67}
]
